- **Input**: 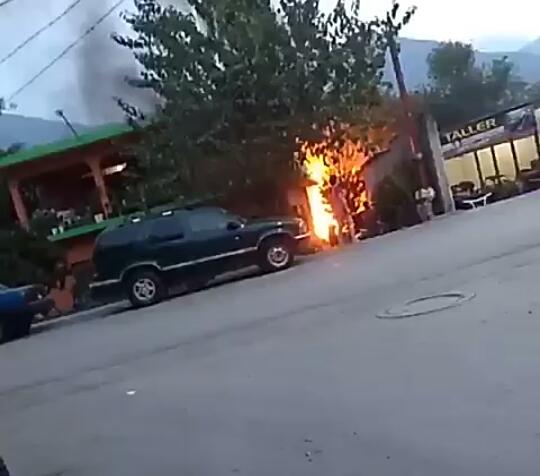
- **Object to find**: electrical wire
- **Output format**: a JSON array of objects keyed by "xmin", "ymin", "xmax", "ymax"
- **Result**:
[
  {"xmin": 0, "ymin": 0, "xmax": 86, "ymax": 67},
  {"xmin": 0, "ymin": 0, "xmax": 16, "ymax": 7},
  {"xmin": 8, "ymin": 0, "xmax": 125, "ymax": 101}
]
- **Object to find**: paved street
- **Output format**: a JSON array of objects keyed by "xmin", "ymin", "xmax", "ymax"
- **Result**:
[{"xmin": 3, "ymin": 192, "xmax": 540, "ymax": 475}]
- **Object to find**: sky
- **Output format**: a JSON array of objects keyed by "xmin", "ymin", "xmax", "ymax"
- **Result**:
[
  {"xmin": 343, "ymin": 0, "xmax": 540, "ymax": 48},
  {"xmin": 0, "ymin": 0, "xmax": 539, "ymax": 124}
]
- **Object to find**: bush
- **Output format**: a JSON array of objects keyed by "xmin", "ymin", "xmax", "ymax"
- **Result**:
[{"xmin": 0, "ymin": 228, "xmax": 62, "ymax": 288}]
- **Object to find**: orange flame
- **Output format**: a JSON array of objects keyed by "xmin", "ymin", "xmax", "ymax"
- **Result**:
[
  {"xmin": 302, "ymin": 147, "xmax": 337, "ymax": 242},
  {"xmin": 298, "ymin": 122, "xmax": 394, "ymax": 243}
]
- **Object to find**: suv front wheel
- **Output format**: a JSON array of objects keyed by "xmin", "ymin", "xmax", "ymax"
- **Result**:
[
  {"xmin": 259, "ymin": 237, "xmax": 294, "ymax": 272},
  {"xmin": 126, "ymin": 270, "xmax": 166, "ymax": 308}
]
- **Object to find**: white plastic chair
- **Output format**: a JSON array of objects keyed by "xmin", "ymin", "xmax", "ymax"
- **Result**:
[{"xmin": 462, "ymin": 192, "xmax": 493, "ymax": 210}]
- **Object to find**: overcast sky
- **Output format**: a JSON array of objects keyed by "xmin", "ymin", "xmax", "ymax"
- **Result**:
[
  {"xmin": 346, "ymin": 0, "xmax": 540, "ymax": 48},
  {"xmin": 0, "ymin": 0, "xmax": 539, "ymax": 124}
]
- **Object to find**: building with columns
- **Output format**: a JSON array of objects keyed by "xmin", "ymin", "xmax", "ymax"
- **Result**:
[{"xmin": 0, "ymin": 123, "xmax": 135, "ymax": 273}]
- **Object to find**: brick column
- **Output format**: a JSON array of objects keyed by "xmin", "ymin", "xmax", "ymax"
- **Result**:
[
  {"xmin": 86, "ymin": 158, "xmax": 111, "ymax": 217},
  {"xmin": 8, "ymin": 179, "xmax": 29, "ymax": 229}
]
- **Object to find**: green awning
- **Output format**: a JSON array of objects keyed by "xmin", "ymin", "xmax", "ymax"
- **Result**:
[{"xmin": 48, "ymin": 216, "xmax": 125, "ymax": 242}]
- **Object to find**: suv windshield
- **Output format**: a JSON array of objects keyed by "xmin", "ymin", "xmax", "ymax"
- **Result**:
[{"xmin": 98, "ymin": 222, "xmax": 143, "ymax": 247}]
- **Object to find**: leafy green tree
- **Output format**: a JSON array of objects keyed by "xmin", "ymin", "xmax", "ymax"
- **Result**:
[
  {"xmin": 0, "ymin": 228, "xmax": 61, "ymax": 287},
  {"xmin": 425, "ymin": 42, "xmax": 522, "ymax": 128},
  {"xmin": 0, "ymin": 143, "xmax": 23, "ymax": 156},
  {"xmin": 114, "ymin": 0, "xmax": 408, "ymax": 201},
  {"xmin": 522, "ymin": 81, "xmax": 540, "ymax": 103}
]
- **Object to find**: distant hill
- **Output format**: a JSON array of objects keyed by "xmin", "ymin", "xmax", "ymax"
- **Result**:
[
  {"xmin": 520, "ymin": 38, "xmax": 540, "ymax": 54},
  {"xmin": 0, "ymin": 114, "xmax": 91, "ymax": 151},
  {"xmin": 389, "ymin": 38, "xmax": 540, "ymax": 89}
]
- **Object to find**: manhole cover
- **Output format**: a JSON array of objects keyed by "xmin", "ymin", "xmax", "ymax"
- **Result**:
[{"xmin": 377, "ymin": 292, "xmax": 475, "ymax": 319}]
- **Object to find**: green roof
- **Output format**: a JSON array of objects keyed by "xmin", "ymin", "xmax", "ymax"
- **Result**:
[{"xmin": 0, "ymin": 122, "xmax": 133, "ymax": 170}]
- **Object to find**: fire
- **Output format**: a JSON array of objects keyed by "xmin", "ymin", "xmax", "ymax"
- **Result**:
[
  {"xmin": 303, "ymin": 148, "xmax": 337, "ymax": 242},
  {"xmin": 299, "ymin": 133, "xmax": 372, "ymax": 243},
  {"xmin": 297, "ymin": 121, "xmax": 394, "ymax": 243}
]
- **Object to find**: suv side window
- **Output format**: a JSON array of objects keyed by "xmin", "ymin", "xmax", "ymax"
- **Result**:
[
  {"xmin": 98, "ymin": 222, "xmax": 143, "ymax": 247},
  {"xmin": 148, "ymin": 215, "xmax": 185, "ymax": 240},
  {"xmin": 187, "ymin": 210, "xmax": 230, "ymax": 233}
]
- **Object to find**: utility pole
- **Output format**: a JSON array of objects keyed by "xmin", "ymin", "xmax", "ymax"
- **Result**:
[{"xmin": 387, "ymin": 35, "xmax": 429, "ymax": 189}]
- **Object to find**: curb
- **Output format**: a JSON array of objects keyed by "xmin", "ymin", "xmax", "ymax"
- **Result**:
[{"xmin": 32, "ymin": 301, "xmax": 128, "ymax": 333}]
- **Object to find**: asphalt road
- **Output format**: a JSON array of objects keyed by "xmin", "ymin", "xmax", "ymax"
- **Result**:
[{"xmin": 3, "ymin": 192, "xmax": 540, "ymax": 475}]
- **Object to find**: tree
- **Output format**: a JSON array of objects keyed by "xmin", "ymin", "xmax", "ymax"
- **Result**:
[
  {"xmin": 522, "ymin": 81, "xmax": 540, "ymax": 103},
  {"xmin": 425, "ymin": 42, "xmax": 522, "ymax": 128},
  {"xmin": 0, "ymin": 143, "xmax": 24, "ymax": 156},
  {"xmin": 0, "ymin": 227, "xmax": 61, "ymax": 287},
  {"xmin": 114, "ymin": 0, "xmax": 409, "ymax": 202}
]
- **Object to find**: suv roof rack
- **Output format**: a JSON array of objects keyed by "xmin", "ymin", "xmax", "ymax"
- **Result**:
[{"xmin": 122, "ymin": 206, "xmax": 226, "ymax": 226}]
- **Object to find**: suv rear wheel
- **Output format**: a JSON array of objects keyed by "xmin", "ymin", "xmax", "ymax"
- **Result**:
[
  {"xmin": 126, "ymin": 270, "xmax": 166, "ymax": 308},
  {"xmin": 259, "ymin": 237, "xmax": 294, "ymax": 272}
]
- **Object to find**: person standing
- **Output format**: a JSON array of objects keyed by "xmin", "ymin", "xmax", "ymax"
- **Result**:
[
  {"xmin": 415, "ymin": 186, "xmax": 436, "ymax": 222},
  {"xmin": 328, "ymin": 175, "xmax": 356, "ymax": 243}
]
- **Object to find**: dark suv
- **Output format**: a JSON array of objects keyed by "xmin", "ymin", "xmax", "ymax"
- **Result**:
[{"xmin": 90, "ymin": 207, "xmax": 310, "ymax": 307}]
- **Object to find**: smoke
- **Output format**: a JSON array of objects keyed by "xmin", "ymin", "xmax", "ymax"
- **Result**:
[{"xmin": 73, "ymin": 0, "xmax": 160, "ymax": 125}]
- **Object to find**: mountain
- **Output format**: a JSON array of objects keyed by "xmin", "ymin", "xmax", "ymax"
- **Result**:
[
  {"xmin": 0, "ymin": 114, "xmax": 91, "ymax": 150},
  {"xmin": 520, "ymin": 38, "xmax": 540, "ymax": 54},
  {"xmin": 390, "ymin": 38, "xmax": 540, "ymax": 89}
]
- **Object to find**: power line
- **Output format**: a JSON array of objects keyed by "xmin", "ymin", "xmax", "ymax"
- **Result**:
[
  {"xmin": 8, "ymin": 0, "xmax": 125, "ymax": 102},
  {"xmin": 0, "ymin": 0, "xmax": 86, "ymax": 68},
  {"xmin": 0, "ymin": 0, "xmax": 16, "ymax": 7}
]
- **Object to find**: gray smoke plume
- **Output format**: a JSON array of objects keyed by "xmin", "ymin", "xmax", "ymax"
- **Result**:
[{"xmin": 74, "ymin": 0, "xmax": 169, "ymax": 125}]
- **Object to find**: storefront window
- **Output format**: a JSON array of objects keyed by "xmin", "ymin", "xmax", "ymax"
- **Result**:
[
  {"xmin": 477, "ymin": 148, "xmax": 496, "ymax": 180},
  {"xmin": 493, "ymin": 142, "xmax": 516, "ymax": 179},
  {"xmin": 514, "ymin": 136, "xmax": 538, "ymax": 171},
  {"xmin": 445, "ymin": 153, "xmax": 480, "ymax": 188}
]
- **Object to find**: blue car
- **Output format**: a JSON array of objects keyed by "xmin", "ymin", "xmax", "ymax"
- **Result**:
[{"xmin": 0, "ymin": 284, "xmax": 54, "ymax": 344}]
